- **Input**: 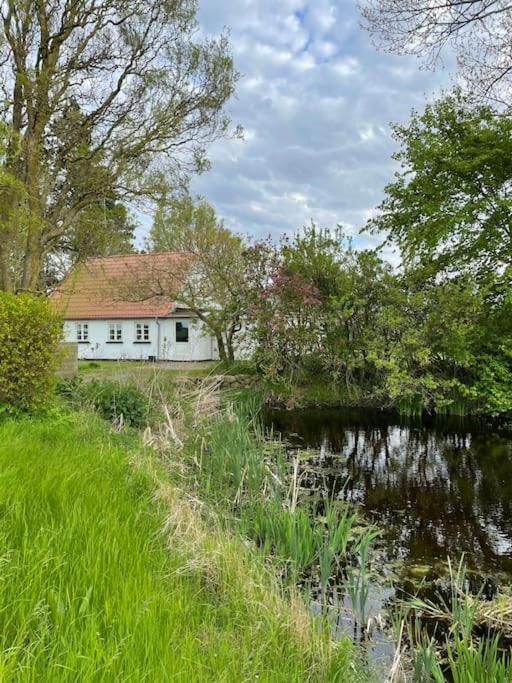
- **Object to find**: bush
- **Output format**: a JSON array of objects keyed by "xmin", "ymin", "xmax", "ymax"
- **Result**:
[
  {"xmin": 57, "ymin": 377, "xmax": 148, "ymax": 428},
  {"xmin": 0, "ymin": 293, "xmax": 62, "ymax": 413}
]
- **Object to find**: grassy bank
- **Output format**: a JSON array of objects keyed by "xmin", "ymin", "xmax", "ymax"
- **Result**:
[
  {"xmin": 0, "ymin": 412, "xmax": 363, "ymax": 682},
  {"xmin": 76, "ymin": 361, "xmax": 372, "ymax": 410},
  {"xmin": 262, "ymin": 380, "xmax": 375, "ymax": 409}
]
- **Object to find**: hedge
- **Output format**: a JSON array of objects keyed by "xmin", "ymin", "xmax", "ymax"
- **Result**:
[{"xmin": 0, "ymin": 293, "xmax": 62, "ymax": 412}]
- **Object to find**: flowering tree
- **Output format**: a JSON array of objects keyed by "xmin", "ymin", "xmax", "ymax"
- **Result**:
[{"xmin": 249, "ymin": 266, "xmax": 322, "ymax": 381}]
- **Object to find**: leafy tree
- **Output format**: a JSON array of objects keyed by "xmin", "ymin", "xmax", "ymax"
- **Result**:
[
  {"xmin": 42, "ymin": 199, "xmax": 135, "ymax": 289},
  {"xmin": 360, "ymin": 0, "xmax": 512, "ymax": 106},
  {"xmin": 247, "ymin": 225, "xmax": 396, "ymax": 388},
  {"xmin": 245, "ymin": 222, "xmax": 512, "ymax": 415},
  {"xmin": 62, "ymin": 201, "xmax": 135, "ymax": 261},
  {"xmin": 0, "ymin": 0, "xmax": 238, "ymax": 292},
  {"xmin": 368, "ymin": 95, "xmax": 512, "ymax": 283},
  {"xmin": 145, "ymin": 196, "xmax": 247, "ymax": 363}
]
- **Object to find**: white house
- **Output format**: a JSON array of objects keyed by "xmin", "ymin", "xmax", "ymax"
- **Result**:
[{"xmin": 51, "ymin": 252, "xmax": 219, "ymax": 362}]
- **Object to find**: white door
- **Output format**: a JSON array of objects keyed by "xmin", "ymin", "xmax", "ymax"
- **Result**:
[{"xmin": 173, "ymin": 319, "xmax": 191, "ymax": 361}]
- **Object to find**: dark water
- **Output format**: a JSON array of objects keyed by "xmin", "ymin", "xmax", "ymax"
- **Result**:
[{"xmin": 265, "ymin": 408, "xmax": 512, "ymax": 581}]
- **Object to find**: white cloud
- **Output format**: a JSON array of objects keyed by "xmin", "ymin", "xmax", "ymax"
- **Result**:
[{"xmin": 153, "ymin": 0, "xmax": 450, "ymax": 255}]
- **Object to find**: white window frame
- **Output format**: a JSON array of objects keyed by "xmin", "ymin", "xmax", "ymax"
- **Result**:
[
  {"xmin": 135, "ymin": 322, "xmax": 150, "ymax": 342},
  {"xmin": 76, "ymin": 323, "xmax": 89, "ymax": 342},
  {"xmin": 108, "ymin": 322, "xmax": 123, "ymax": 342}
]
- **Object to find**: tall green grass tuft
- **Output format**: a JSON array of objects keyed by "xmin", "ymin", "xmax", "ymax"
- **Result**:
[
  {"xmin": 178, "ymin": 392, "xmax": 378, "ymax": 625},
  {"xmin": 406, "ymin": 559, "xmax": 512, "ymax": 682},
  {"xmin": 0, "ymin": 413, "xmax": 362, "ymax": 682}
]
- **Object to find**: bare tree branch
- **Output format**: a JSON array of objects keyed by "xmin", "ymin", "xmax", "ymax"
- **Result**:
[{"xmin": 360, "ymin": 0, "xmax": 512, "ymax": 107}]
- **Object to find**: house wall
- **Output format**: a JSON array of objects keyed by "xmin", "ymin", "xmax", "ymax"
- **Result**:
[
  {"xmin": 160, "ymin": 317, "xmax": 218, "ymax": 361},
  {"xmin": 63, "ymin": 318, "xmax": 218, "ymax": 362}
]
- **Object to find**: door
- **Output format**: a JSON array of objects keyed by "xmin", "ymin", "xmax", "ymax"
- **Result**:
[{"xmin": 173, "ymin": 319, "xmax": 191, "ymax": 361}]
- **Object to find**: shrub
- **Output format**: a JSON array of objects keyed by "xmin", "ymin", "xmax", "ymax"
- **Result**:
[
  {"xmin": 85, "ymin": 380, "xmax": 148, "ymax": 427},
  {"xmin": 0, "ymin": 293, "xmax": 62, "ymax": 413},
  {"xmin": 58, "ymin": 377, "xmax": 148, "ymax": 428}
]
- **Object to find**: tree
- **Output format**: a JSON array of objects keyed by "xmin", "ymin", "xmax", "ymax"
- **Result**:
[
  {"xmin": 246, "ymin": 225, "xmax": 397, "ymax": 388},
  {"xmin": 368, "ymin": 94, "xmax": 512, "ymax": 282},
  {"xmin": 61, "ymin": 200, "xmax": 135, "ymax": 261},
  {"xmin": 42, "ymin": 199, "xmax": 135, "ymax": 290},
  {"xmin": 244, "ymin": 222, "xmax": 512, "ymax": 415},
  {"xmin": 0, "ymin": 0, "xmax": 238, "ymax": 292},
  {"xmin": 145, "ymin": 196, "xmax": 247, "ymax": 363},
  {"xmin": 359, "ymin": 0, "xmax": 512, "ymax": 106}
]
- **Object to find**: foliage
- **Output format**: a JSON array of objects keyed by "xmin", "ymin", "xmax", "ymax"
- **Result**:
[
  {"xmin": 60, "ymin": 201, "xmax": 135, "ymax": 259},
  {"xmin": 407, "ymin": 560, "xmax": 512, "ymax": 682},
  {"xmin": 240, "ymin": 501, "xmax": 362, "ymax": 595},
  {"xmin": 246, "ymin": 226, "xmax": 336, "ymax": 382},
  {"xmin": 146, "ymin": 195, "xmax": 248, "ymax": 362},
  {"xmin": 0, "ymin": 293, "xmax": 62, "ymax": 412},
  {"xmin": 243, "ymin": 217, "xmax": 512, "ymax": 416},
  {"xmin": 58, "ymin": 377, "xmax": 148, "ymax": 428},
  {"xmin": 171, "ymin": 389, "xmax": 379, "ymax": 628},
  {"xmin": 0, "ymin": 1, "xmax": 238, "ymax": 291},
  {"xmin": 368, "ymin": 94, "xmax": 512, "ymax": 281},
  {"xmin": 240, "ymin": 98, "xmax": 512, "ymax": 418},
  {"xmin": 0, "ymin": 413, "xmax": 362, "ymax": 681}
]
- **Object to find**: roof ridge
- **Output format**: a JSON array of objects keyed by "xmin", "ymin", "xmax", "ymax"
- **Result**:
[{"xmin": 84, "ymin": 250, "xmax": 187, "ymax": 263}]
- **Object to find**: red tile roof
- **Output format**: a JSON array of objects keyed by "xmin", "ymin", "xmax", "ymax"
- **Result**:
[{"xmin": 50, "ymin": 252, "xmax": 192, "ymax": 319}]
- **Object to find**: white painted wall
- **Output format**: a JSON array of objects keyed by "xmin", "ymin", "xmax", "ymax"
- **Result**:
[
  {"xmin": 160, "ymin": 317, "xmax": 218, "ymax": 361},
  {"xmin": 63, "ymin": 318, "xmax": 218, "ymax": 361}
]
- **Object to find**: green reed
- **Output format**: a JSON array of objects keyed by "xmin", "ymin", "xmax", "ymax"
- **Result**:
[{"xmin": 405, "ymin": 558, "xmax": 512, "ymax": 682}]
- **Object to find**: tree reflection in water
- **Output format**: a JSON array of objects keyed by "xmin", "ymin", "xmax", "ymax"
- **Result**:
[{"xmin": 266, "ymin": 408, "xmax": 512, "ymax": 576}]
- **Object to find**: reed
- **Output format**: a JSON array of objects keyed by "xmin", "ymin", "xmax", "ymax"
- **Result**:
[
  {"xmin": 346, "ymin": 528, "xmax": 381, "ymax": 624},
  {"xmin": 405, "ymin": 558, "xmax": 512, "ymax": 682},
  {"xmin": 412, "ymin": 630, "xmax": 512, "ymax": 682}
]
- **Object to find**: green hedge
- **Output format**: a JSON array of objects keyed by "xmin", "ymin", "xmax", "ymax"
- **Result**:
[{"xmin": 0, "ymin": 293, "xmax": 62, "ymax": 412}]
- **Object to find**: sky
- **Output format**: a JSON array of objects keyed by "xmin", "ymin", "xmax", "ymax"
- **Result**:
[{"xmin": 143, "ymin": 0, "xmax": 450, "ymax": 251}]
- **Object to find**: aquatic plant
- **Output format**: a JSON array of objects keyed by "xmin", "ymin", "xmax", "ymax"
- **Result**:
[
  {"xmin": 412, "ymin": 630, "xmax": 512, "ymax": 683},
  {"xmin": 346, "ymin": 527, "xmax": 381, "ymax": 625},
  {"xmin": 317, "ymin": 503, "xmax": 360, "ymax": 602},
  {"xmin": 404, "ymin": 559, "xmax": 512, "ymax": 682}
]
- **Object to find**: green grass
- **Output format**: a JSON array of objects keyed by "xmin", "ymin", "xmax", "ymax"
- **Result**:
[
  {"xmin": 78, "ymin": 359, "xmax": 255, "ymax": 379},
  {"xmin": 263, "ymin": 380, "xmax": 375, "ymax": 409},
  {"xmin": 0, "ymin": 412, "xmax": 362, "ymax": 682},
  {"xmin": 78, "ymin": 359, "xmax": 221, "ymax": 380}
]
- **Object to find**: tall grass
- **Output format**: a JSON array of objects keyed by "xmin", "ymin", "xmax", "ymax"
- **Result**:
[
  {"xmin": 404, "ymin": 559, "xmax": 512, "ymax": 682},
  {"xmin": 0, "ymin": 413, "xmax": 363, "ymax": 682},
  {"xmin": 170, "ymin": 390, "xmax": 379, "ymax": 631}
]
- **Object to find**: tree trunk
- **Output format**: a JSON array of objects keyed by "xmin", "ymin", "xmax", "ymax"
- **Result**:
[
  {"xmin": 225, "ymin": 320, "xmax": 241, "ymax": 365},
  {"xmin": 0, "ymin": 242, "xmax": 13, "ymax": 292},
  {"xmin": 226, "ymin": 339, "xmax": 235, "ymax": 364},
  {"xmin": 21, "ymin": 220, "xmax": 44, "ymax": 291},
  {"xmin": 216, "ymin": 333, "xmax": 228, "ymax": 363},
  {"xmin": 20, "ymin": 140, "xmax": 44, "ymax": 292}
]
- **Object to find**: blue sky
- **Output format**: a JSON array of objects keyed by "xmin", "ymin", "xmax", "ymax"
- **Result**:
[{"xmin": 143, "ymin": 1, "xmax": 450, "ymax": 251}]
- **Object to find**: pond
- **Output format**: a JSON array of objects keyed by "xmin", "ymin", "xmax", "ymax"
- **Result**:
[
  {"xmin": 265, "ymin": 407, "xmax": 512, "ymax": 583},
  {"xmin": 263, "ymin": 407, "xmax": 512, "ymax": 675}
]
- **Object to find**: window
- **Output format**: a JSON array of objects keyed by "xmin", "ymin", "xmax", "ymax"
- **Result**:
[
  {"xmin": 108, "ymin": 323, "xmax": 123, "ymax": 342},
  {"xmin": 176, "ymin": 321, "xmax": 189, "ymax": 343},
  {"xmin": 135, "ymin": 323, "xmax": 150, "ymax": 342},
  {"xmin": 76, "ymin": 323, "xmax": 89, "ymax": 342}
]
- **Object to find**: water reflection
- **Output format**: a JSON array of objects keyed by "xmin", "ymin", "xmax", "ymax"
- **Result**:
[{"xmin": 265, "ymin": 408, "xmax": 512, "ymax": 576}]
